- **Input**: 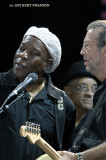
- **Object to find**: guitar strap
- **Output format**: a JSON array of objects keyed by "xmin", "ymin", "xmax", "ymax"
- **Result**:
[{"xmin": 55, "ymin": 90, "xmax": 65, "ymax": 150}]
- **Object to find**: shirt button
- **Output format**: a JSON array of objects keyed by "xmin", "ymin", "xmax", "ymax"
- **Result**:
[{"xmin": 25, "ymin": 155, "xmax": 31, "ymax": 160}]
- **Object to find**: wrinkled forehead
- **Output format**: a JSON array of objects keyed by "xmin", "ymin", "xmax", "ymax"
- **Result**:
[
  {"xmin": 19, "ymin": 35, "xmax": 50, "ymax": 59},
  {"xmin": 23, "ymin": 35, "xmax": 49, "ymax": 51},
  {"xmin": 22, "ymin": 35, "xmax": 46, "ymax": 48},
  {"xmin": 84, "ymin": 28, "xmax": 102, "ymax": 42}
]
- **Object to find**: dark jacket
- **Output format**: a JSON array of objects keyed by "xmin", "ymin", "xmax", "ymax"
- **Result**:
[
  {"xmin": 0, "ymin": 69, "xmax": 76, "ymax": 160},
  {"xmin": 72, "ymin": 79, "xmax": 106, "ymax": 152},
  {"xmin": 71, "ymin": 110, "xmax": 92, "ymax": 145}
]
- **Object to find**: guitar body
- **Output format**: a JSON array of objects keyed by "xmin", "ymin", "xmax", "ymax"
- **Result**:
[{"xmin": 36, "ymin": 154, "xmax": 52, "ymax": 160}]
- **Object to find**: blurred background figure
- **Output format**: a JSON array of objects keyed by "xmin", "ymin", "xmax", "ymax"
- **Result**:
[{"xmin": 59, "ymin": 60, "xmax": 100, "ymax": 143}]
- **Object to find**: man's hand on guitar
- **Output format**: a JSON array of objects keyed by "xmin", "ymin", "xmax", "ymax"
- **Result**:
[{"xmin": 58, "ymin": 151, "xmax": 77, "ymax": 160}]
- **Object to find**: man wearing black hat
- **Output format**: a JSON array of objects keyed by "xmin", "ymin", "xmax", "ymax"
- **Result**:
[{"xmin": 60, "ymin": 60, "xmax": 99, "ymax": 143}]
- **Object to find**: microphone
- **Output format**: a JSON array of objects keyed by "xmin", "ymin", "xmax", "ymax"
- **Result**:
[
  {"xmin": 0, "ymin": 73, "xmax": 38, "ymax": 114},
  {"xmin": 7, "ymin": 72, "xmax": 38, "ymax": 100}
]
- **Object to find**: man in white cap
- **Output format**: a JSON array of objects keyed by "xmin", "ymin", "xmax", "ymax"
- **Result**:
[{"xmin": 0, "ymin": 26, "xmax": 76, "ymax": 160}]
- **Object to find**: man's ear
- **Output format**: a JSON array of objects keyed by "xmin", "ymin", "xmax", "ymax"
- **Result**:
[
  {"xmin": 64, "ymin": 86, "xmax": 71, "ymax": 95},
  {"xmin": 101, "ymin": 45, "xmax": 106, "ymax": 57},
  {"xmin": 43, "ymin": 59, "xmax": 53, "ymax": 71},
  {"xmin": 48, "ymin": 59, "xmax": 53, "ymax": 67}
]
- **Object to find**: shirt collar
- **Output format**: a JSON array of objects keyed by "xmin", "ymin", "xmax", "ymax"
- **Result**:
[{"xmin": 43, "ymin": 73, "xmax": 62, "ymax": 100}]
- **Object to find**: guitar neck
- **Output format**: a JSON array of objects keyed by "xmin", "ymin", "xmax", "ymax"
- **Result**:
[
  {"xmin": 36, "ymin": 137, "xmax": 60, "ymax": 160},
  {"xmin": 20, "ymin": 124, "xmax": 61, "ymax": 160}
]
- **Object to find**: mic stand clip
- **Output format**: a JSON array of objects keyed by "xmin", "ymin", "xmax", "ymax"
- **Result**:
[{"xmin": 0, "ymin": 91, "xmax": 25, "ymax": 113}]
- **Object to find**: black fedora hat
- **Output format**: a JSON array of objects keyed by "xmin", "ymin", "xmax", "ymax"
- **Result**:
[{"xmin": 59, "ymin": 60, "xmax": 100, "ymax": 89}]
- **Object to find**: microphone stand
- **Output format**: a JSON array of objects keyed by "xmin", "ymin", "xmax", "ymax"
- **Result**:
[{"xmin": 0, "ymin": 91, "xmax": 25, "ymax": 114}]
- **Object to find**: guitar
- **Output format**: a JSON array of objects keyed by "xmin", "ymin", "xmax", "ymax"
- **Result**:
[
  {"xmin": 36, "ymin": 154, "xmax": 52, "ymax": 160},
  {"xmin": 20, "ymin": 121, "xmax": 61, "ymax": 160}
]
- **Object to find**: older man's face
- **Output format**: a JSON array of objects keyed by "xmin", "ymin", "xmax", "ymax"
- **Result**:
[
  {"xmin": 13, "ymin": 35, "xmax": 50, "ymax": 81},
  {"xmin": 64, "ymin": 76, "xmax": 98, "ymax": 111}
]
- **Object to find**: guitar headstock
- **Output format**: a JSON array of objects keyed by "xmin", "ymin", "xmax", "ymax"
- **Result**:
[{"xmin": 20, "ymin": 121, "xmax": 41, "ymax": 144}]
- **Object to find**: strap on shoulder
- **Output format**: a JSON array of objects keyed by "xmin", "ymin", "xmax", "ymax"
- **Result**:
[{"xmin": 55, "ymin": 90, "xmax": 65, "ymax": 150}]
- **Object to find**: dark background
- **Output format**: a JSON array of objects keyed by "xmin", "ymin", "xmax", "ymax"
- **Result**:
[{"xmin": 0, "ymin": 0, "xmax": 105, "ymax": 86}]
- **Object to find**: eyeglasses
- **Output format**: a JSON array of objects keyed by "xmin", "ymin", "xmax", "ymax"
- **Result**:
[
  {"xmin": 69, "ymin": 83, "xmax": 98, "ymax": 93},
  {"xmin": 82, "ymin": 42, "xmax": 97, "ymax": 52}
]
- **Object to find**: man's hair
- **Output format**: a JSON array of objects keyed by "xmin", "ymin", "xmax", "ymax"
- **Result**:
[{"xmin": 87, "ymin": 20, "xmax": 106, "ymax": 49}]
